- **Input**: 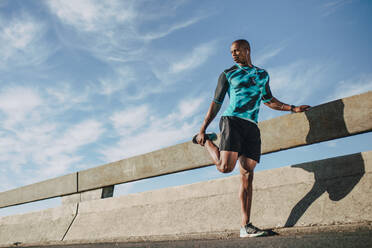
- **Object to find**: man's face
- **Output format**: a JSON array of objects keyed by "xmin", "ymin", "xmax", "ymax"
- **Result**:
[{"xmin": 230, "ymin": 42, "xmax": 248, "ymax": 65}]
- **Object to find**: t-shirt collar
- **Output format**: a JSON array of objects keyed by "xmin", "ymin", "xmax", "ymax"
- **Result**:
[{"xmin": 236, "ymin": 63, "xmax": 254, "ymax": 70}]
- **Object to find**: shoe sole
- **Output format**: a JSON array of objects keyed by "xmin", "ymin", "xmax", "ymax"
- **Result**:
[
  {"xmin": 240, "ymin": 231, "xmax": 266, "ymax": 238},
  {"xmin": 192, "ymin": 133, "xmax": 217, "ymax": 144}
]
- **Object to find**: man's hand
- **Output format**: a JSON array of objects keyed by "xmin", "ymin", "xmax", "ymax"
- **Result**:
[
  {"xmin": 196, "ymin": 132, "xmax": 206, "ymax": 146},
  {"xmin": 293, "ymin": 105, "xmax": 311, "ymax": 113}
]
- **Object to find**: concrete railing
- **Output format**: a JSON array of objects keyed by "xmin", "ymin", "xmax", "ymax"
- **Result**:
[
  {"xmin": 0, "ymin": 91, "xmax": 371, "ymax": 209},
  {"xmin": 0, "ymin": 91, "xmax": 371, "ymax": 246}
]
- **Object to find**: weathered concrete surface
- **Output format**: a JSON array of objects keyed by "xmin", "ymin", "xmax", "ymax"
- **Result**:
[
  {"xmin": 0, "ymin": 204, "xmax": 78, "ymax": 246},
  {"xmin": 261, "ymin": 91, "xmax": 372, "ymax": 153},
  {"xmin": 78, "ymin": 91, "xmax": 372, "ymax": 191},
  {"xmin": 0, "ymin": 92, "xmax": 370, "ymax": 207},
  {"xmin": 59, "ymin": 151, "xmax": 371, "ymax": 244},
  {"xmin": 0, "ymin": 173, "xmax": 77, "ymax": 208},
  {"xmin": 0, "ymin": 151, "xmax": 370, "ymax": 246}
]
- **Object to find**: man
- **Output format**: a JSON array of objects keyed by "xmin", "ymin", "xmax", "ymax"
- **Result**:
[{"xmin": 193, "ymin": 39, "xmax": 310, "ymax": 238}]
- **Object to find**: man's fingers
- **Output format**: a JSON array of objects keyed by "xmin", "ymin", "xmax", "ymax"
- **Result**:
[
  {"xmin": 200, "ymin": 137, "xmax": 206, "ymax": 146},
  {"xmin": 196, "ymin": 135, "xmax": 204, "ymax": 146},
  {"xmin": 302, "ymin": 105, "xmax": 311, "ymax": 111},
  {"xmin": 296, "ymin": 105, "xmax": 311, "ymax": 112}
]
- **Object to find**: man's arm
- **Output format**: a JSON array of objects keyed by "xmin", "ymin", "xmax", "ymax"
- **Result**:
[
  {"xmin": 264, "ymin": 97, "xmax": 310, "ymax": 113},
  {"xmin": 197, "ymin": 101, "xmax": 222, "ymax": 146},
  {"xmin": 196, "ymin": 72, "xmax": 228, "ymax": 146}
]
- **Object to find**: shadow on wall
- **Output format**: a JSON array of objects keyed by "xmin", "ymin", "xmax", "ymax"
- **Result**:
[{"xmin": 285, "ymin": 100, "xmax": 365, "ymax": 227}]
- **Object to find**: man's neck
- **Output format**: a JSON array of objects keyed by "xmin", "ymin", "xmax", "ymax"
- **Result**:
[
  {"xmin": 238, "ymin": 62, "xmax": 253, "ymax": 68},
  {"xmin": 238, "ymin": 58, "xmax": 253, "ymax": 67}
]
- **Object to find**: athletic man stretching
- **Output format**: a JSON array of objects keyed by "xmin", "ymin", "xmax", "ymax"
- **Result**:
[{"xmin": 193, "ymin": 39, "xmax": 310, "ymax": 238}]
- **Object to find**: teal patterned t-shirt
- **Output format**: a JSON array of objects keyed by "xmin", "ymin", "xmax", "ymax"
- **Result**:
[{"xmin": 213, "ymin": 64, "xmax": 273, "ymax": 123}]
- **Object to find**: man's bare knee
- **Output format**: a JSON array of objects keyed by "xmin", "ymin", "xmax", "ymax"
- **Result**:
[
  {"xmin": 217, "ymin": 151, "xmax": 238, "ymax": 173},
  {"xmin": 240, "ymin": 170, "xmax": 254, "ymax": 182},
  {"xmin": 218, "ymin": 161, "xmax": 235, "ymax": 173}
]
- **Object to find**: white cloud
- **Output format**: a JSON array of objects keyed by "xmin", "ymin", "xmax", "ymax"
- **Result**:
[
  {"xmin": 267, "ymin": 60, "xmax": 328, "ymax": 104},
  {"xmin": 327, "ymin": 74, "xmax": 372, "ymax": 101},
  {"xmin": 45, "ymin": 0, "xmax": 207, "ymax": 63},
  {"xmin": 46, "ymin": 0, "xmax": 136, "ymax": 32},
  {"xmin": 178, "ymin": 97, "xmax": 205, "ymax": 120},
  {"xmin": 46, "ymin": 84, "xmax": 89, "ymax": 107},
  {"xmin": 142, "ymin": 16, "xmax": 203, "ymax": 41},
  {"xmin": 2, "ymin": 20, "xmax": 36, "ymax": 49},
  {"xmin": 0, "ymin": 13, "xmax": 53, "ymax": 69},
  {"xmin": 255, "ymin": 45, "xmax": 286, "ymax": 66},
  {"xmin": 0, "ymin": 87, "xmax": 43, "ymax": 128},
  {"xmin": 0, "ymin": 84, "xmax": 106, "ymax": 187},
  {"xmin": 98, "ymin": 66, "xmax": 135, "ymax": 95},
  {"xmin": 59, "ymin": 120, "xmax": 104, "ymax": 151},
  {"xmin": 110, "ymin": 105, "xmax": 149, "ymax": 135},
  {"xmin": 322, "ymin": 0, "xmax": 354, "ymax": 17},
  {"xmin": 102, "ymin": 120, "xmax": 197, "ymax": 162},
  {"xmin": 101, "ymin": 96, "xmax": 205, "ymax": 163},
  {"xmin": 169, "ymin": 41, "xmax": 216, "ymax": 74},
  {"xmin": 0, "ymin": 87, "xmax": 42, "ymax": 114},
  {"xmin": 0, "ymin": 118, "xmax": 105, "ymax": 183}
]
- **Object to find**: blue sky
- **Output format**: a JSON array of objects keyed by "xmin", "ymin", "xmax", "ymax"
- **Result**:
[{"xmin": 0, "ymin": 0, "xmax": 371, "ymax": 216}]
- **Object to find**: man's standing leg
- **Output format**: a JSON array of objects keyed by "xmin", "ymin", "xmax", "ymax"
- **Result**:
[
  {"xmin": 239, "ymin": 156, "xmax": 266, "ymax": 237},
  {"xmin": 239, "ymin": 156, "xmax": 256, "ymax": 225}
]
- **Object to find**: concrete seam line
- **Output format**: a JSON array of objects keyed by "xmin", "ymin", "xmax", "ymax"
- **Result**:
[
  {"xmin": 61, "ymin": 203, "xmax": 79, "ymax": 241},
  {"xmin": 77, "ymin": 172, "xmax": 79, "ymax": 194}
]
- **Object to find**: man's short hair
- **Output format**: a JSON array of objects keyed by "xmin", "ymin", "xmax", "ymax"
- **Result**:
[{"xmin": 232, "ymin": 39, "xmax": 251, "ymax": 51}]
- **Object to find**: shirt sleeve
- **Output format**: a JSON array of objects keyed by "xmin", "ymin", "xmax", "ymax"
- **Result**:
[
  {"xmin": 261, "ymin": 72, "xmax": 273, "ymax": 103},
  {"xmin": 213, "ymin": 72, "xmax": 229, "ymax": 104}
]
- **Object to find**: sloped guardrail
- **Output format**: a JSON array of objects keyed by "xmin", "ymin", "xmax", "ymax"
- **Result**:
[{"xmin": 0, "ymin": 91, "xmax": 371, "ymax": 208}]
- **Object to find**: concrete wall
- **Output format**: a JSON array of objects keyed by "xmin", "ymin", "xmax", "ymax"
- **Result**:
[
  {"xmin": 0, "ymin": 204, "xmax": 77, "ymax": 246},
  {"xmin": 0, "ymin": 92, "xmax": 370, "ymax": 208},
  {"xmin": 1, "ymin": 151, "xmax": 370, "ymax": 246}
]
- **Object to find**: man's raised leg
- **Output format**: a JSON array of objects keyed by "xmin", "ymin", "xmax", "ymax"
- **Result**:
[{"xmin": 204, "ymin": 139, "xmax": 238, "ymax": 173}]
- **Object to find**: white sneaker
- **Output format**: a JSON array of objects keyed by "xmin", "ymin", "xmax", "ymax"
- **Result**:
[{"xmin": 240, "ymin": 223, "xmax": 266, "ymax": 238}]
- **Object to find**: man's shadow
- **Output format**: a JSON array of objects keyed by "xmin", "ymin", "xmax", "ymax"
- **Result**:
[{"xmin": 284, "ymin": 100, "xmax": 366, "ymax": 227}]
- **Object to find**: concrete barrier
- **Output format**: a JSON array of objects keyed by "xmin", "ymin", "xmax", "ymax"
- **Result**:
[
  {"xmin": 42, "ymin": 151, "xmax": 372, "ymax": 244},
  {"xmin": 0, "ymin": 173, "xmax": 77, "ymax": 208},
  {"xmin": 0, "ymin": 92, "xmax": 370, "ymax": 208},
  {"xmin": 0, "ymin": 151, "xmax": 370, "ymax": 246},
  {"xmin": 78, "ymin": 91, "xmax": 372, "ymax": 191},
  {"xmin": 260, "ymin": 91, "xmax": 372, "ymax": 153},
  {"xmin": 0, "ymin": 203, "xmax": 78, "ymax": 246}
]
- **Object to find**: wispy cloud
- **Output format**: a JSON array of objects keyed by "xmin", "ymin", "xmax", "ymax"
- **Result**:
[
  {"xmin": 148, "ymin": 40, "xmax": 218, "ymax": 89},
  {"xmin": 0, "ymin": 13, "xmax": 54, "ymax": 69},
  {"xmin": 95, "ymin": 39, "xmax": 217, "ymax": 100},
  {"xmin": 98, "ymin": 66, "xmax": 136, "ymax": 96},
  {"xmin": 110, "ymin": 105, "xmax": 149, "ymax": 136},
  {"xmin": 267, "ymin": 60, "xmax": 329, "ymax": 104},
  {"xmin": 0, "ymin": 87, "xmax": 43, "ymax": 129},
  {"xmin": 255, "ymin": 44, "xmax": 286, "ymax": 66},
  {"xmin": 141, "ymin": 16, "xmax": 204, "ymax": 41},
  {"xmin": 327, "ymin": 73, "xmax": 372, "ymax": 101},
  {"xmin": 322, "ymin": 0, "xmax": 355, "ymax": 17},
  {"xmin": 45, "ymin": 0, "xmax": 137, "ymax": 32},
  {"xmin": 101, "ymin": 96, "xmax": 205, "ymax": 162},
  {"xmin": 0, "ymin": 85, "xmax": 105, "ymax": 187},
  {"xmin": 45, "ymin": 0, "xmax": 206, "ymax": 63},
  {"xmin": 169, "ymin": 41, "xmax": 217, "ymax": 74}
]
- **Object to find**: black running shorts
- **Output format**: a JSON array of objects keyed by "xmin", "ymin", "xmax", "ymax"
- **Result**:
[{"xmin": 219, "ymin": 116, "xmax": 261, "ymax": 163}]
